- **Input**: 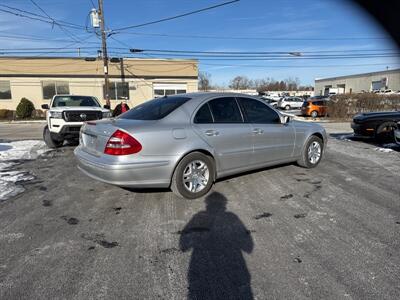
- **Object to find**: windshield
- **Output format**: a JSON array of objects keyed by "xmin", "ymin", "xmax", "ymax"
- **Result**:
[
  {"xmin": 52, "ymin": 96, "xmax": 100, "ymax": 108},
  {"xmin": 119, "ymin": 96, "xmax": 191, "ymax": 120}
]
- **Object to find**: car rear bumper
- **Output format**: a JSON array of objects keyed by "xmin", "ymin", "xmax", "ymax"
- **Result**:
[{"xmin": 74, "ymin": 146, "xmax": 176, "ymax": 188}]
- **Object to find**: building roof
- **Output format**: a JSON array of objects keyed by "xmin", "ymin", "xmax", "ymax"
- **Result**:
[
  {"xmin": 0, "ymin": 56, "xmax": 198, "ymax": 79},
  {"xmin": 315, "ymin": 68, "xmax": 400, "ymax": 82}
]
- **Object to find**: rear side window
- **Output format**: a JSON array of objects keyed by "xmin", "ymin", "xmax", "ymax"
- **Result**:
[
  {"xmin": 238, "ymin": 97, "xmax": 280, "ymax": 124},
  {"xmin": 194, "ymin": 103, "xmax": 213, "ymax": 123},
  {"xmin": 119, "ymin": 96, "xmax": 190, "ymax": 120},
  {"xmin": 208, "ymin": 97, "xmax": 243, "ymax": 123}
]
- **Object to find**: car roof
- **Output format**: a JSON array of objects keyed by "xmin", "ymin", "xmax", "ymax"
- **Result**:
[{"xmin": 173, "ymin": 91, "xmax": 262, "ymax": 103}]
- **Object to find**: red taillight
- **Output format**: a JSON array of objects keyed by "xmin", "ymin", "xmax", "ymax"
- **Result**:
[{"xmin": 104, "ymin": 130, "xmax": 142, "ymax": 155}]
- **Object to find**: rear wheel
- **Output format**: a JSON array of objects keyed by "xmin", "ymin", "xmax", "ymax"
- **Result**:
[
  {"xmin": 43, "ymin": 125, "xmax": 63, "ymax": 148},
  {"xmin": 376, "ymin": 122, "xmax": 396, "ymax": 143},
  {"xmin": 310, "ymin": 110, "xmax": 318, "ymax": 118},
  {"xmin": 297, "ymin": 136, "xmax": 323, "ymax": 168},
  {"xmin": 171, "ymin": 152, "xmax": 215, "ymax": 199},
  {"xmin": 285, "ymin": 105, "xmax": 291, "ymax": 110}
]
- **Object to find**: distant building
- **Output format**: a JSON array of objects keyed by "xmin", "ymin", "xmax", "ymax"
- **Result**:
[
  {"xmin": 314, "ymin": 68, "xmax": 400, "ymax": 95},
  {"xmin": 0, "ymin": 57, "xmax": 198, "ymax": 110}
]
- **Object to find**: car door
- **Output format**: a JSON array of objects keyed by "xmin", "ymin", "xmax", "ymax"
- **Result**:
[
  {"xmin": 319, "ymin": 100, "xmax": 328, "ymax": 116},
  {"xmin": 192, "ymin": 97, "xmax": 253, "ymax": 173},
  {"xmin": 293, "ymin": 97, "xmax": 304, "ymax": 109},
  {"xmin": 237, "ymin": 97, "xmax": 295, "ymax": 164}
]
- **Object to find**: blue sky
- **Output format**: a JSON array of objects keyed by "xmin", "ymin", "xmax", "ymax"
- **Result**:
[{"xmin": 1, "ymin": 0, "xmax": 399, "ymax": 86}]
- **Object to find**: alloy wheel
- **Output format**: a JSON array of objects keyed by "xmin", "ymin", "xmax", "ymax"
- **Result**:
[
  {"xmin": 308, "ymin": 141, "xmax": 321, "ymax": 164},
  {"xmin": 182, "ymin": 160, "xmax": 210, "ymax": 193}
]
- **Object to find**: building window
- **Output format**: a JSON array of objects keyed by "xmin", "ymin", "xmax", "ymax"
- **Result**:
[
  {"xmin": 0, "ymin": 81, "xmax": 12, "ymax": 99},
  {"xmin": 104, "ymin": 82, "xmax": 130, "ymax": 100},
  {"xmin": 153, "ymin": 83, "xmax": 187, "ymax": 98},
  {"xmin": 42, "ymin": 81, "xmax": 70, "ymax": 99}
]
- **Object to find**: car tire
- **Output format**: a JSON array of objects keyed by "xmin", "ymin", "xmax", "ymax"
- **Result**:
[
  {"xmin": 310, "ymin": 110, "xmax": 318, "ymax": 118},
  {"xmin": 285, "ymin": 105, "xmax": 291, "ymax": 110},
  {"xmin": 297, "ymin": 135, "xmax": 323, "ymax": 168},
  {"xmin": 43, "ymin": 125, "xmax": 63, "ymax": 148},
  {"xmin": 171, "ymin": 152, "xmax": 215, "ymax": 199},
  {"xmin": 376, "ymin": 122, "xmax": 396, "ymax": 143}
]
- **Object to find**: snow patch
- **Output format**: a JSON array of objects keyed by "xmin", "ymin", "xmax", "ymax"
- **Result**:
[
  {"xmin": 374, "ymin": 147, "xmax": 394, "ymax": 153},
  {"xmin": 0, "ymin": 140, "xmax": 49, "ymax": 201},
  {"xmin": 336, "ymin": 134, "xmax": 353, "ymax": 142}
]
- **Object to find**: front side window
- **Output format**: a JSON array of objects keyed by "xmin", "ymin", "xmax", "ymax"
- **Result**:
[
  {"xmin": 42, "ymin": 81, "xmax": 70, "ymax": 99},
  {"xmin": 119, "ymin": 96, "xmax": 190, "ymax": 120},
  {"xmin": 52, "ymin": 96, "xmax": 100, "ymax": 107},
  {"xmin": 208, "ymin": 97, "xmax": 243, "ymax": 123},
  {"xmin": 194, "ymin": 103, "xmax": 213, "ymax": 124},
  {"xmin": 0, "ymin": 81, "xmax": 12, "ymax": 99},
  {"xmin": 238, "ymin": 97, "xmax": 280, "ymax": 124}
]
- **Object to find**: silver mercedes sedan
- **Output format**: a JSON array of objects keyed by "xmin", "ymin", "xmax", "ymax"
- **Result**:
[{"xmin": 74, "ymin": 93, "xmax": 327, "ymax": 199}]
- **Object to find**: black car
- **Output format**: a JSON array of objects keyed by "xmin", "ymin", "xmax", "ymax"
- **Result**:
[{"xmin": 351, "ymin": 111, "xmax": 400, "ymax": 142}]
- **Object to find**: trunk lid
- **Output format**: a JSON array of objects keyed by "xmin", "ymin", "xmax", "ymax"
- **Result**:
[{"xmin": 80, "ymin": 118, "xmax": 156, "ymax": 157}]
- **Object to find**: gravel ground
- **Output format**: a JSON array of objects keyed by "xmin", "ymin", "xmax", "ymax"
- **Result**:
[{"xmin": 0, "ymin": 122, "xmax": 399, "ymax": 299}]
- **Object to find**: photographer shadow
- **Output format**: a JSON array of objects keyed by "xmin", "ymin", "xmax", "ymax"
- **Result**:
[{"xmin": 179, "ymin": 192, "xmax": 254, "ymax": 300}]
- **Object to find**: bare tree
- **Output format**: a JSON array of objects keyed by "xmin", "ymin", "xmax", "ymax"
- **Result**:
[
  {"xmin": 229, "ymin": 76, "xmax": 252, "ymax": 90},
  {"xmin": 198, "ymin": 72, "xmax": 212, "ymax": 91}
]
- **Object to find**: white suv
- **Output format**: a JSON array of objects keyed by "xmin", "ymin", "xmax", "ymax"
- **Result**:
[
  {"xmin": 41, "ymin": 95, "xmax": 111, "ymax": 148},
  {"xmin": 277, "ymin": 97, "xmax": 305, "ymax": 110}
]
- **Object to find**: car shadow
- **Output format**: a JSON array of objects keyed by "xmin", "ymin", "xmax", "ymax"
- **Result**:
[
  {"xmin": 217, "ymin": 162, "xmax": 295, "ymax": 183},
  {"xmin": 121, "ymin": 187, "xmax": 171, "ymax": 194},
  {"xmin": 179, "ymin": 192, "xmax": 254, "ymax": 299},
  {"xmin": 329, "ymin": 133, "xmax": 400, "ymax": 152}
]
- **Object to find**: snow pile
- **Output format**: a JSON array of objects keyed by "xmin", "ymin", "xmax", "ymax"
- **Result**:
[{"xmin": 0, "ymin": 140, "xmax": 49, "ymax": 201}]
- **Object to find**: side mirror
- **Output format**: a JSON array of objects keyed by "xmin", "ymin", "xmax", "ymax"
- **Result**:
[
  {"xmin": 281, "ymin": 115, "xmax": 291, "ymax": 124},
  {"xmin": 103, "ymin": 105, "xmax": 110, "ymax": 109},
  {"xmin": 41, "ymin": 104, "xmax": 49, "ymax": 110}
]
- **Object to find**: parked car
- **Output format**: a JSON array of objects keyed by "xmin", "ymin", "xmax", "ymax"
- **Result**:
[
  {"xmin": 395, "ymin": 122, "xmax": 400, "ymax": 145},
  {"xmin": 307, "ymin": 95, "xmax": 330, "ymax": 101},
  {"xmin": 277, "ymin": 97, "xmax": 305, "ymax": 110},
  {"xmin": 41, "ymin": 95, "xmax": 111, "ymax": 148},
  {"xmin": 301, "ymin": 99, "xmax": 328, "ymax": 118},
  {"xmin": 74, "ymin": 93, "xmax": 327, "ymax": 199},
  {"xmin": 262, "ymin": 92, "xmax": 282, "ymax": 101},
  {"xmin": 261, "ymin": 97, "xmax": 279, "ymax": 108},
  {"xmin": 351, "ymin": 111, "xmax": 400, "ymax": 142}
]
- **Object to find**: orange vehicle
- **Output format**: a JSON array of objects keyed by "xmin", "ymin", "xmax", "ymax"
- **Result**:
[{"xmin": 301, "ymin": 99, "xmax": 328, "ymax": 118}]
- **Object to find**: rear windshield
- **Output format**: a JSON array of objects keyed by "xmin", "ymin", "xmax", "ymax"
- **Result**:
[
  {"xmin": 119, "ymin": 96, "xmax": 191, "ymax": 120},
  {"xmin": 52, "ymin": 96, "xmax": 100, "ymax": 107}
]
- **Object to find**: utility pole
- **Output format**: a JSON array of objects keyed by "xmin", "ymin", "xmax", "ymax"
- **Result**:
[{"xmin": 98, "ymin": 0, "xmax": 110, "ymax": 108}]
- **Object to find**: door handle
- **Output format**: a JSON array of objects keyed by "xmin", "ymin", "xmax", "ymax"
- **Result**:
[
  {"xmin": 205, "ymin": 130, "xmax": 219, "ymax": 136},
  {"xmin": 252, "ymin": 128, "xmax": 264, "ymax": 134}
]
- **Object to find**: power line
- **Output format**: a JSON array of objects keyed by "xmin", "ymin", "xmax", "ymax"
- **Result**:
[
  {"xmin": 111, "ymin": 0, "xmax": 240, "ymax": 33},
  {"xmin": 117, "ymin": 31, "xmax": 391, "ymax": 41},
  {"xmin": 200, "ymin": 62, "xmax": 400, "ymax": 69},
  {"xmin": 29, "ymin": 0, "xmax": 82, "ymax": 42},
  {"xmin": 131, "ymin": 48, "xmax": 399, "ymax": 55},
  {"xmin": 0, "ymin": 32, "xmax": 99, "ymax": 44},
  {"xmin": 0, "ymin": 3, "xmax": 85, "ymax": 29}
]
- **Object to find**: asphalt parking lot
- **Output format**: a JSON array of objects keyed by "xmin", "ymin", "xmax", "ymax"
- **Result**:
[{"xmin": 0, "ymin": 122, "xmax": 400, "ymax": 299}]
